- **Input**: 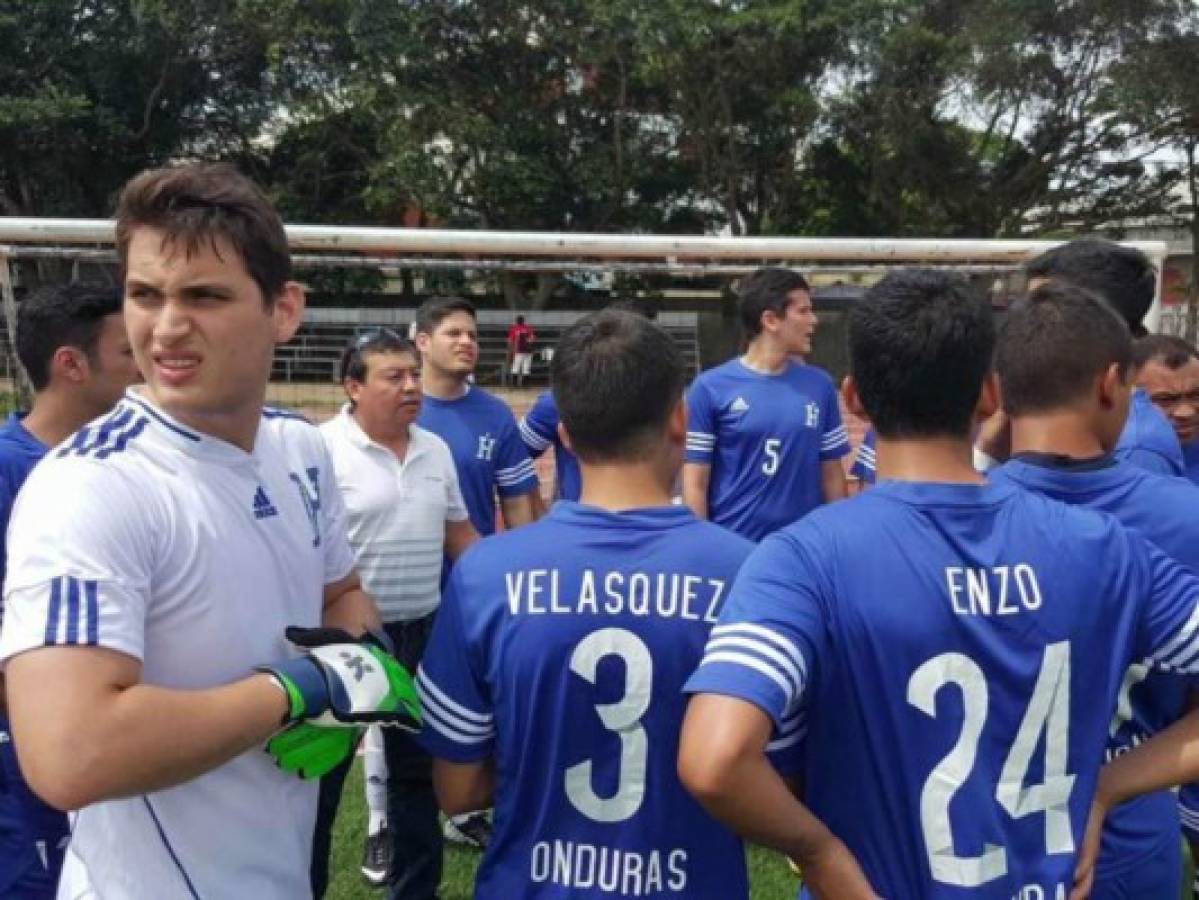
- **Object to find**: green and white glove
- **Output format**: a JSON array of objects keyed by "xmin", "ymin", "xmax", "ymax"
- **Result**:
[
  {"xmin": 267, "ymin": 722, "xmax": 362, "ymax": 780},
  {"xmin": 259, "ymin": 626, "xmax": 422, "ymax": 730}
]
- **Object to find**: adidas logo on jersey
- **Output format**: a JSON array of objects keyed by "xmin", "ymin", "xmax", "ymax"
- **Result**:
[
  {"xmin": 253, "ymin": 486, "xmax": 279, "ymax": 520},
  {"xmin": 730, "ymin": 396, "xmax": 750, "ymax": 414}
]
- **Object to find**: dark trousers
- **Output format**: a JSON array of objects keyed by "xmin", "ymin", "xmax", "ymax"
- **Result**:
[{"xmin": 310, "ymin": 614, "xmax": 442, "ymax": 900}]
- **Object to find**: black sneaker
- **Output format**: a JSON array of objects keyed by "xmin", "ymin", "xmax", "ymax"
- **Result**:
[
  {"xmin": 360, "ymin": 826, "xmax": 394, "ymax": 887},
  {"xmin": 442, "ymin": 811, "xmax": 492, "ymax": 849}
]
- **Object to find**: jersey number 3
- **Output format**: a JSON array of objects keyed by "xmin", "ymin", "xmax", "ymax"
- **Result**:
[
  {"xmin": 565, "ymin": 628, "xmax": 652, "ymax": 823},
  {"xmin": 907, "ymin": 641, "xmax": 1076, "ymax": 887}
]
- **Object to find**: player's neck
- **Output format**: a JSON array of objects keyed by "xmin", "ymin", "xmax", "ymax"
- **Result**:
[
  {"xmin": 421, "ymin": 365, "xmax": 469, "ymax": 401},
  {"xmin": 741, "ymin": 340, "xmax": 790, "ymax": 375},
  {"xmin": 22, "ymin": 391, "xmax": 103, "ymax": 448},
  {"xmin": 1008, "ymin": 412, "xmax": 1106, "ymax": 460},
  {"xmin": 140, "ymin": 385, "xmax": 264, "ymax": 452},
  {"xmin": 577, "ymin": 463, "xmax": 674, "ymax": 511},
  {"xmin": 875, "ymin": 436, "xmax": 986, "ymax": 485}
]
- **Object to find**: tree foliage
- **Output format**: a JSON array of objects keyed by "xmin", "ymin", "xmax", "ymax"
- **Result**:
[{"xmin": 1, "ymin": 0, "xmax": 1196, "ymax": 301}]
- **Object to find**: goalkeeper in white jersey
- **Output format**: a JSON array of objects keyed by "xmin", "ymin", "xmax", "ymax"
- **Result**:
[{"xmin": 0, "ymin": 163, "xmax": 419, "ymax": 899}]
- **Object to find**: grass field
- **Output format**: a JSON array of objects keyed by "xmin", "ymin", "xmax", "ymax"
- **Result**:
[{"xmin": 324, "ymin": 761, "xmax": 801, "ymax": 900}]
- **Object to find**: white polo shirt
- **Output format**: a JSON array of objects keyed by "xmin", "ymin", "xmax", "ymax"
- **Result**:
[
  {"xmin": 0, "ymin": 389, "xmax": 355, "ymax": 899},
  {"xmin": 320, "ymin": 408, "xmax": 468, "ymax": 623}
]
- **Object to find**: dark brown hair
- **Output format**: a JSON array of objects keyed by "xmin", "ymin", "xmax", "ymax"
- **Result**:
[{"xmin": 115, "ymin": 163, "xmax": 291, "ymax": 305}]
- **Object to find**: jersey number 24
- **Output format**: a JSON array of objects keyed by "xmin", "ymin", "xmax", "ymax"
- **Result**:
[{"xmin": 908, "ymin": 641, "xmax": 1076, "ymax": 887}]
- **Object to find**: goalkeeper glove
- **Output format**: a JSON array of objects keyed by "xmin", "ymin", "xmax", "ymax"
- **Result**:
[
  {"xmin": 267, "ymin": 722, "xmax": 361, "ymax": 779},
  {"xmin": 259, "ymin": 626, "xmax": 422, "ymax": 730}
]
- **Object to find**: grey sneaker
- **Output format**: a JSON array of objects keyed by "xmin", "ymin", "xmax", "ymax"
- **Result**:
[
  {"xmin": 442, "ymin": 811, "xmax": 492, "ymax": 849},
  {"xmin": 360, "ymin": 826, "xmax": 393, "ymax": 887}
]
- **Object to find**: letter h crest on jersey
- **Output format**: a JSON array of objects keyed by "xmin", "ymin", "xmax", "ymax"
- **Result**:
[
  {"xmin": 289, "ymin": 467, "xmax": 322, "ymax": 548},
  {"xmin": 477, "ymin": 433, "xmax": 496, "ymax": 461},
  {"xmin": 804, "ymin": 402, "xmax": 820, "ymax": 429}
]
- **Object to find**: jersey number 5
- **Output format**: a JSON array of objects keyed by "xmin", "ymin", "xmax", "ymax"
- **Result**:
[
  {"xmin": 762, "ymin": 438, "xmax": 781, "ymax": 476},
  {"xmin": 565, "ymin": 628, "xmax": 653, "ymax": 823},
  {"xmin": 907, "ymin": 641, "xmax": 1076, "ymax": 887}
]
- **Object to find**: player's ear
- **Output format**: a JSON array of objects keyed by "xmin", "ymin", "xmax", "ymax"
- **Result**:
[
  {"xmin": 556, "ymin": 421, "xmax": 574, "ymax": 454},
  {"xmin": 271, "ymin": 281, "xmax": 305, "ymax": 344},
  {"xmin": 52, "ymin": 346, "xmax": 89, "ymax": 386},
  {"xmin": 841, "ymin": 375, "xmax": 867, "ymax": 419},
  {"xmin": 414, "ymin": 330, "xmax": 431, "ymax": 354},
  {"xmin": 975, "ymin": 372, "xmax": 1000, "ymax": 420},
  {"xmin": 666, "ymin": 395, "xmax": 686, "ymax": 444},
  {"xmin": 1097, "ymin": 362, "xmax": 1128, "ymax": 410}
]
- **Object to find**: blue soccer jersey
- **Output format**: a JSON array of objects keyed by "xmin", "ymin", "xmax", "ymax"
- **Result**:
[
  {"xmin": 1115, "ymin": 388, "xmax": 1183, "ymax": 476},
  {"xmin": 417, "ymin": 503, "xmax": 770, "ymax": 899},
  {"xmin": 685, "ymin": 358, "xmax": 848, "ymax": 541},
  {"xmin": 418, "ymin": 386, "xmax": 539, "ymax": 535},
  {"xmin": 850, "ymin": 428, "xmax": 876, "ymax": 485},
  {"xmin": 685, "ymin": 479, "xmax": 1199, "ymax": 899},
  {"xmin": 519, "ymin": 390, "xmax": 580, "ymax": 502},
  {"xmin": 993, "ymin": 455, "xmax": 1199, "ymax": 890},
  {"xmin": 0, "ymin": 413, "xmax": 68, "ymax": 898}
]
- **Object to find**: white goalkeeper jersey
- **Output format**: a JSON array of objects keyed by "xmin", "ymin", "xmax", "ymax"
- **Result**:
[{"xmin": 0, "ymin": 389, "xmax": 355, "ymax": 900}]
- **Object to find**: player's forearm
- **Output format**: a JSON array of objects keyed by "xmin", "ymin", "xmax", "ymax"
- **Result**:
[
  {"xmin": 821, "ymin": 460, "xmax": 848, "ymax": 503},
  {"xmin": 9, "ymin": 664, "xmax": 286, "ymax": 811},
  {"xmin": 500, "ymin": 491, "xmax": 538, "ymax": 528},
  {"xmin": 681, "ymin": 465, "xmax": 709, "ymax": 519},
  {"xmin": 432, "ymin": 758, "xmax": 495, "ymax": 815},
  {"xmin": 1095, "ymin": 708, "xmax": 1199, "ymax": 809},
  {"xmin": 322, "ymin": 584, "xmax": 382, "ymax": 636}
]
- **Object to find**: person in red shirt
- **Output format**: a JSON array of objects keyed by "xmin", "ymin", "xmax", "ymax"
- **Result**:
[{"xmin": 506, "ymin": 316, "xmax": 536, "ymax": 387}]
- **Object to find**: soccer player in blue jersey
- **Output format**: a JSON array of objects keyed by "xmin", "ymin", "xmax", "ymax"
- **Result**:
[
  {"xmin": 1129, "ymin": 334, "xmax": 1199, "ymax": 486},
  {"xmin": 417, "ymin": 309, "xmax": 763, "ymax": 899},
  {"xmin": 990, "ymin": 281, "xmax": 1199, "ymax": 899},
  {"xmin": 416, "ymin": 297, "xmax": 541, "ymax": 534},
  {"xmin": 679, "ymin": 268, "xmax": 1199, "ymax": 899},
  {"xmin": 519, "ymin": 389, "xmax": 580, "ymax": 502},
  {"xmin": 1026, "ymin": 238, "xmax": 1183, "ymax": 476},
  {"xmin": 0, "ymin": 282, "xmax": 139, "ymax": 898},
  {"xmin": 682, "ymin": 268, "xmax": 848, "ymax": 541}
]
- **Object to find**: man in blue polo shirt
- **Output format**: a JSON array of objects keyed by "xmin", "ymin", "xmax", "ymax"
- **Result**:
[
  {"xmin": 416, "ymin": 297, "xmax": 540, "ymax": 535},
  {"xmin": 0, "ymin": 282, "xmax": 139, "ymax": 898},
  {"xmin": 682, "ymin": 268, "xmax": 848, "ymax": 541}
]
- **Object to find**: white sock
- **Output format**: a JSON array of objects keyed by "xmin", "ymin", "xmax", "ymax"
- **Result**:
[
  {"xmin": 363, "ymin": 726, "xmax": 389, "ymax": 833},
  {"xmin": 368, "ymin": 809, "xmax": 387, "ymax": 836}
]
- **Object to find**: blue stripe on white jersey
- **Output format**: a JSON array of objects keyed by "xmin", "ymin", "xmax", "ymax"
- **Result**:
[{"xmin": 43, "ymin": 576, "xmax": 100, "ymax": 646}]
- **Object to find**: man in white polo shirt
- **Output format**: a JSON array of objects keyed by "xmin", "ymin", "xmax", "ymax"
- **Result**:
[{"xmin": 317, "ymin": 329, "xmax": 477, "ymax": 899}]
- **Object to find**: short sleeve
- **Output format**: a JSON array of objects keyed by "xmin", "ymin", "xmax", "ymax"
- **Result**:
[
  {"xmin": 684, "ymin": 527, "xmax": 828, "ymax": 751},
  {"xmin": 849, "ymin": 431, "xmax": 876, "ymax": 484},
  {"xmin": 518, "ymin": 393, "xmax": 557, "ymax": 457},
  {"xmin": 0, "ymin": 461, "xmax": 154, "ymax": 664},
  {"xmin": 1135, "ymin": 537, "xmax": 1199, "ymax": 672},
  {"xmin": 493, "ymin": 409, "xmax": 539, "ymax": 498},
  {"xmin": 685, "ymin": 378, "xmax": 716, "ymax": 464},
  {"xmin": 315, "ymin": 442, "xmax": 355, "ymax": 585},
  {"xmin": 415, "ymin": 568, "xmax": 495, "ymax": 762},
  {"xmin": 818, "ymin": 378, "xmax": 849, "ymax": 462}
]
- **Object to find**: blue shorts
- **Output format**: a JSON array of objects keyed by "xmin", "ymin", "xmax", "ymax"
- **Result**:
[{"xmin": 0, "ymin": 715, "xmax": 69, "ymax": 898}]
